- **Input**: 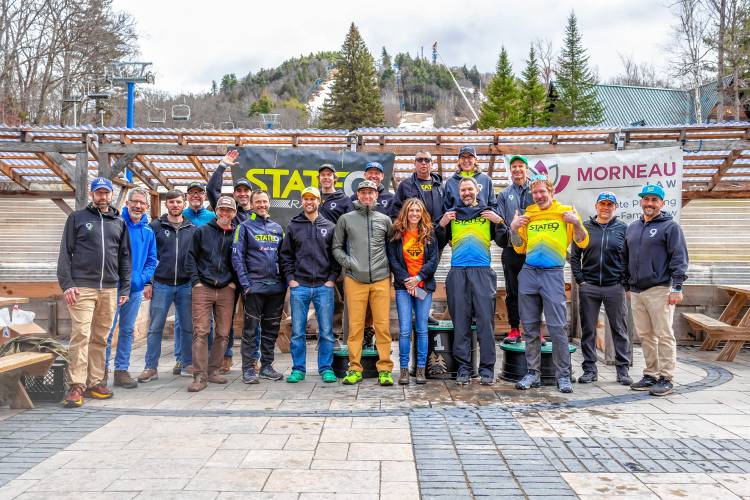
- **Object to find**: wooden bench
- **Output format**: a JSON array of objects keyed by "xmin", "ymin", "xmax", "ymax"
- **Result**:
[
  {"xmin": 0, "ymin": 352, "xmax": 56, "ymax": 409},
  {"xmin": 682, "ymin": 312, "xmax": 750, "ymax": 362}
]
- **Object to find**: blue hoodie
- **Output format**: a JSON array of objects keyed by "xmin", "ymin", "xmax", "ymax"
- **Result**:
[
  {"xmin": 122, "ymin": 206, "xmax": 158, "ymax": 294},
  {"xmin": 182, "ymin": 206, "xmax": 216, "ymax": 227}
]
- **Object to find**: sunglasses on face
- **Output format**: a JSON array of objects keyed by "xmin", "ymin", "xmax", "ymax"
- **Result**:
[
  {"xmin": 530, "ymin": 174, "xmax": 548, "ymax": 182},
  {"xmin": 415, "ymin": 157, "xmax": 432, "ymax": 163}
]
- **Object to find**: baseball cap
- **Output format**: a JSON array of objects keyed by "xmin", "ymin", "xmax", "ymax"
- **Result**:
[
  {"xmin": 365, "ymin": 161, "xmax": 384, "ymax": 173},
  {"xmin": 596, "ymin": 191, "xmax": 618, "ymax": 204},
  {"xmin": 215, "ymin": 196, "xmax": 237, "ymax": 211},
  {"xmin": 458, "ymin": 145, "xmax": 477, "ymax": 158},
  {"xmin": 234, "ymin": 179, "xmax": 252, "ymax": 190},
  {"xmin": 301, "ymin": 186, "xmax": 321, "ymax": 199},
  {"xmin": 638, "ymin": 184, "xmax": 665, "ymax": 200},
  {"xmin": 357, "ymin": 180, "xmax": 378, "ymax": 192},
  {"xmin": 508, "ymin": 155, "xmax": 528, "ymax": 166},
  {"xmin": 318, "ymin": 163, "xmax": 336, "ymax": 174},
  {"xmin": 90, "ymin": 177, "xmax": 113, "ymax": 193},
  {"xmin": 186, "ymin": 181, "xmax": 206, "ymax": 192}
]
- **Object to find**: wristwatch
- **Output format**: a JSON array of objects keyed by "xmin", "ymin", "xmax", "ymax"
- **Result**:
[{"xmin": 670, "ymin": 285, "xmax": 682, "ymax": 293}]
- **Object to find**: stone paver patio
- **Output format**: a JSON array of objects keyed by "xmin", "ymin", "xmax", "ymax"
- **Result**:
[{"xmin": 1, "ymin": 340, "xmax": 750, "ymax": 499}]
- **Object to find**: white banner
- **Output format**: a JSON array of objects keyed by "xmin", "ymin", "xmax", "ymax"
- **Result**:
[{"xmin": 507, "ymin": 146, "xmax": 683, "ymax": 222}]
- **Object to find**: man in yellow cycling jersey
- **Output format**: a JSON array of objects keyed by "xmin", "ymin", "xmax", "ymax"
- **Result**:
[{"xmin": 510, "ymin": 174, "xmax": 588, "ymax": 393}]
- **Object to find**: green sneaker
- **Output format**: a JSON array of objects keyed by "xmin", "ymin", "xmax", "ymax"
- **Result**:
[
  {"xmin": 321, "ymin": 370, "xmax": 337, "ymax": 383},
  {"xmin": 342, "ymin": 370, "xmax": 362, "ymax": 385},
  {"xmin": 378, "ymin": 371, "xmax": 394, "ymax": 386},
  {"xmin": 286, "ymin": 370, "xmax": 305, "ymax": 383}
]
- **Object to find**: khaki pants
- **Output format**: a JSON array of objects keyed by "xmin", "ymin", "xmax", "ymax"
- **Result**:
[
  {"xmin": 344, "ymin": 276, "xmax": 392, "ymax": 373},
  {"xmin": 192, "ymin": 284, "xmax": 235, "ymax": 378},
  {"xmin": 631, "ymin": 286, "xmax": 676, "ymax": 380},
  {"xmin": 66, "ymin": 287, "xmax": 118, "ymax": 388}
]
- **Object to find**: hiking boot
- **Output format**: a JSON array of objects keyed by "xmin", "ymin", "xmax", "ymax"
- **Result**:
[
  {"xmin": 113, "ymin": 370, "xmax": 138, "ymax": 389},
  {"xmin": 616, "ymin": 367, "xmax": 633, "ymax": 386},
  {"xmin": 379, "ymin": 371, "xmax": 394, "ymax": 386},
  {"xmin": 630, "ymin": 374, "xmax": 658, "ymax": 391},
  {"xmin": 321, "ymin": 369, "xmax": 337, "ymax": 383},
  {"xmin": 172, "ymin": 361, "xmax": 183, "ymax": 375},
  {"xmin": 84, "ymin": 384, "xmax": 113, "ymax": 400},
  {"xmin": 207, "ymin": 371, "xmax": 228, "ymax": 384},
  {"xmin": 286, "ymin": 370, "xmax": 305, "ymax": 383},
  {"xmin": 415, "ymin": 367, "xmax": 427, "ymax": 385},
  {"xmin": 515, "ymin": 371, "xmax": 541, "ymax": 390},
  {"xmin": 577, "ymin": 371, "xmax": 598, "ymax": 384},
  {"xmin": 342, "ymin": 370, "xmax": 363, "ymax": 385},
  {"xmin": 180, "ymin": 365, "xmax": 194, "ymax": 378},
  {"xmin": 259, "ymin": 365, "xmax": 283, "ymax": 381},
  {"xmin": 188, "ymin": 375, "xmax": 207, "ymax": 392},
  {"xmin": 455, "ymin": 371, "xmax": 470, "ymax": 386},
  {"xmin": 63, "ymin": 385, "xmax": 84, "ymax": 408},
  {"xmin": 219, "ymin": 356, "xmax": 232, "ymax": 374},
  {"xmin": 649, "ymin": 377, "xmax": 674, "ymax": 396},
  {"xmin": 557, "ymin": 377, "xmax": 574, "ymax": 393},
  {"xmin": 480, "ymin": 374, "xmax": 494, "ymax": 386},
  {"xmin": 503, "ymin": 327, "xmax": 522, "ymax": 344},
  {"xmin": 398, "ymin": 368, "xmax": 410, "ymax": 385},
  {"xmin": 242, "ymin": 367, "xmax": 259, "ymax": 384},
  {"xmin": 427, "ymin": 315, "xmax": 439, "ymax": 326},
  {"xmin": 137, "ymin": 368, "xmax": 159, "ymax": 383}
]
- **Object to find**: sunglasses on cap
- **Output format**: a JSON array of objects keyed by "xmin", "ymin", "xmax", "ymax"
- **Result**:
[
  {"xmin": 415, "ymin": 157, "xmax": 432, "ymax": 163},
  {"xmin": 530, "ymin": 174, "xmax": 548, "ymax": 182}
]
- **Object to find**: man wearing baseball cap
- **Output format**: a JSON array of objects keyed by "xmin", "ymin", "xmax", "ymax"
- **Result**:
[
  {"xmin": 280, "ymin": 187, "xmax": 340, "ymax": 383},
  {"xmin": 442, "ymin": 145, "xmax": 496, "ymax": 212},
  {"xmin": 318, "ymin": 164, "xmax": 353, "ymax": 224},
  {"xmin": 349, "ymin": 161, "xmax": 395, "ymax": 216},
  {"xmin": 623, "ymin": 184, "xmax": 688, "ymax": 396},
  {"xmin": 57, "ymin": 177, "xmax": 132, "ymax": 408},
  {"xmin": 184, "ymin": 195, "xmax": 239, "ymax": 392},
  {"xmin": 570, "ymin": 191, "xmax": 631, "ymax": 386},
  {"xmin": 183, "ymin": 181, "xmax": 216, "ymax": 227},
  {"xmin": 333, "ymin": 180, "xmax": 394, "ymax": 386}
]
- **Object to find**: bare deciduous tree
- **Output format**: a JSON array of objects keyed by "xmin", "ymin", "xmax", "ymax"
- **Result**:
[
  {"xmin": 609, "ymin": 53, "xmax": 671, "ymax": 88},
  {"xmin": 533, "ymin": 37, "xmax": 556, "ymax": 90}
]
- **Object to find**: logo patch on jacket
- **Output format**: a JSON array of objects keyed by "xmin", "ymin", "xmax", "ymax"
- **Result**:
[
  {"xmin": 85, "ymin": 223, "xmax": 93, "ymax": 231},
  {"xmin": 321, "ymin": 228, "xmax": 328, "ymax": 237}
]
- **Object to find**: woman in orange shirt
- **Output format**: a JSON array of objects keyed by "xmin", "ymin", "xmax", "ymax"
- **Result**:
[{"xmin": 387, "ymin": 198, "xmax": 439, "ymax": 385}]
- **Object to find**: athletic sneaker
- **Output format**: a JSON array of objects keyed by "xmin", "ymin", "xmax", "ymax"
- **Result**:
[
  {"xmin": 321, "ymin": 370, "xmax": 337, "ymax": 383},
  {"xmin": 242, "ymin": 368, "xmax": 259, "ymax": 384},
  {"xmin": 286, "ymin": 370, "xmax": 305, "ymax": 383},
  {"xmin": 342, "ymin": 370, "xmax": 362, "ymax": 385},
  {"xmin": 557, "ymin": 377, "xmax": 573, "ymax": 393},
  {"xmin": 259, "ymin": 365, "xmax": 283, "ymax": 381},
  {"xmin": 515, "ymin": 371, "xmax": 541, "ymax": 390},
  {"xmin": 649, "ymin": 377, "xmax": 674, "ymax": 396},
  {"xmin": 137, "ymin": 368, "xmax": 159, "ymax": 383},
  {"xmin": 630, "ymin": 375, "xmax": 657, "ymax": 391},
  {"xmin": 455, "ymin": 372, "xmax": 470, "ymax": 386},
  {"xmin": 180, "ymin": 365, "xmax": 194, "ymax": 378},
  {"xmin": 84, "ymin": 384, "xmax": 113, "ymax": 400},
  {"xmin": 172, "ymin": 361, "xmax": 183, "ymax": 375},
  {"xmin": 480, "ymin": 374, "xmax": 494, "ymax": 386},
  {"xmin": 378, "ymin": 371, "xmax": 394, "ymax": 386},
  {"xmin": 502, "ymin": 328, "xmax": 522, "ymax": 344},
  {"xmin": 616, "ymin": 367, "xmax": 633, "ymax": 386},
  {"xmin": 63, "ymin": 386, "xmax": 84, "ymax": 408},
  {"xmin": 577, "ymin": 371, "xmax": 598, "ymax": 384}
]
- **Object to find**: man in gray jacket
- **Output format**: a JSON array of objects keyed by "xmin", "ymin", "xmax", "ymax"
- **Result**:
[{"xmin": 333, "ymin": 180, "xmax": 394, "ymax": 386}]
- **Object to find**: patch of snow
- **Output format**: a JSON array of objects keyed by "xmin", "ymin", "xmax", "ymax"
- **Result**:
[{"xmin": 398, "ymin": 112, "xmax": 434, "ymax": 129}]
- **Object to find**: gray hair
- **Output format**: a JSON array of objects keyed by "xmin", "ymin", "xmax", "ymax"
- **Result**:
[{"xmin": 127, "ymin": 187, "xmax": 151, "ymax": 204}]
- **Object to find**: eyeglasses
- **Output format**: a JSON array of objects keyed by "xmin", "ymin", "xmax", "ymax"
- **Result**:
[
  {"xmin": 415, "ymin": 157, "xmax": 432, "ymax": 163},
  {"xmin": 459, "ymin": 155, "xmax": 473, "ymax": 160},
  {"xmin": 529, "ymin": 174, "xmax": 548, "ymax": 182}
]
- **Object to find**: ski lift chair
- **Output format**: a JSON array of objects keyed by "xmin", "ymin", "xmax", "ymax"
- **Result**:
[
  {"xmin": 219, "ymin": 113, "xmax": 235, "ymax": 129},
  {"xmin": 172, "ymin": 98, "xmax": 191, "ymax": 121},
  {"xmin": 148, "ymin": 107, "xmax": 166, "ymax": 125}
]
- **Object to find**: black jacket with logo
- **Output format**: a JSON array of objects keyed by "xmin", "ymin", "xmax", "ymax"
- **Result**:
[
  {"xmin": 57, "ymin": 204, "xmax": 131, "ymax": 295},
  {"xmin": 319, "ymin": 189, "xmax": 353, "ymax": 224},
  {"xmin": 150, "ymin": 215, "xmax": 197, "ymax": 286},
  {"xmin": 279, "ymin": 213, "xmax": 340, "ymax": 287},
  {"xmin": 185, "ymin": 219, "xmax": 237, "ymax": 289},
  {"xmin": 570, "ymin": 216, "xmax": 627, "ymax": 287}
]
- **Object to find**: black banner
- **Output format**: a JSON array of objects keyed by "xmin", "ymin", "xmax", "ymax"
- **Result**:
[{"xmin": 233, "ymin": 147, "xmax": 395, "ymax": 228}]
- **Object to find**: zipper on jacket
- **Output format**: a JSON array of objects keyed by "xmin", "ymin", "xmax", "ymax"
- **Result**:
[
  {"xmin": 174, "ymin": 225, "xmax": 180, "ymax": 286},
  {"xmin": 598, "ymin": 223, "xmax": 605, "ymax": 286},
  {"xmin": 367, "ymin": 210, "xmax": 372, "ymax": 283},
  {"xmin": 99, "ymin": 212, "xmax": 105, "ymax": 289}
]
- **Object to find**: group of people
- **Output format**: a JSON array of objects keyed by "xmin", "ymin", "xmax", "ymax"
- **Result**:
[{"xmin": 56, "ymin": 145, "xmax": 688, "ymax": 408}]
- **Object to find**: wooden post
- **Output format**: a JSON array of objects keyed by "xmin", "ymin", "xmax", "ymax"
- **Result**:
[
  {"xmin": 98, "ymin": 151, "xmax": 111, "ymax": 178},
  {"xmin": 75, "ymin": 151, "xmax": 88, "ymax": 210},
  {"xmin": 151, "ymin": 192, "xmax": 160, "ymax": 220}
]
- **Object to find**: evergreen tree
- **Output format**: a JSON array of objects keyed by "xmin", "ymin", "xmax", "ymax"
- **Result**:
[
  {"xmin": 320, "ymin": 23, "xmax": 384, "ymax": 129},
  {"xmin": 519, "ymin": 45, "xmax": 548, "ymax": 126},
  {"xmin": 247, "ymin": 93, "xmax": 274, "ymax": 116},
  {"xmin": 477, "ymin": 47, "xmax": 521, "ymax": 128},
  {"xmin": 551, "ymin": 12, "xmax": 604, "ymax": 125},
  {"xmin": 380, "ymin": 46, "xmax": 395, "ymax": 90},
  {"xmin": 210, "ymin": 80, "xmax": 218, "ymax": 96}
]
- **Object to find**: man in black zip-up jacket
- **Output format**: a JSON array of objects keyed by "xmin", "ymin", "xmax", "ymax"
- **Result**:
[
  {"xmin": 279, "ymin": 187, "xmax": 341, "ymax": 383},
  {"xmin": 570, "ymin": 192, "xmax": 631, "ymax": 386},
  {"xmin": 184, "ymin": 196, "xmax": 238, "ymax": 392},
  {"xmin": 138, "ymin": 191, "xmax": 198, "ymax": 383},
  {"xmin": 57, "ymin": 177, "xmax": 131, "ymax": 408},
  {"xmin": 318, "ymin": 164, "xmax": 353, "ymax": 224}
]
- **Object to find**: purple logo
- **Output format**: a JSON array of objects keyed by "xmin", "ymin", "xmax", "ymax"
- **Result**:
[{"xmin": 531, "ymin": 160, "xmax": 571, "ymax": 194}]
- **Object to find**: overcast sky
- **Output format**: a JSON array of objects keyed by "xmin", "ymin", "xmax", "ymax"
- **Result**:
[{"xmin": 115, "ymin": 0, "xmax": 677, "ymax": 95}]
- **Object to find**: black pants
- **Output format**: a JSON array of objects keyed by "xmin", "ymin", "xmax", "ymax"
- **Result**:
[
  {"xmin": 446, "ymin": 266, "xmax": 497, "ymax": 378},
  {"xmin": 241, "ymin": 291, "xmax": 285, "ymax": 371},
  {"xmin": 501, "ymin": 247, "xmax": 525, "ymax": 329},
  {"xmin": 578, "ymin": 283, "xmax": 630, "ymax": 373}
]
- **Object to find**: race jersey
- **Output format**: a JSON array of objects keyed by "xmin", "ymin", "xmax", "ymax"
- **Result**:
[
  {"xmin": 450, "ymin": 207, "xmax": 492, "ymax": 267},
  {"xmin": 513, "ymin": 200, "xmax": 589, "ymax": 268}
]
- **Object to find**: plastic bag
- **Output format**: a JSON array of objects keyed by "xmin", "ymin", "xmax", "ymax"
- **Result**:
[
  {"xmin": 10, "ymin": 305, "xmax": 35, "ymax": 325},
  {"xmin": 0, "ymin": 308, "xmax": 9, "ymax": 328}
]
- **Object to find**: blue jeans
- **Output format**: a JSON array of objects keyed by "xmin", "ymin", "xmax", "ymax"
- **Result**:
[
  {"xmin": 290, "ymin": 285, "xmax": 334, "ymax": 374},
  {"xmin": 395, "ymin": 289, "xmax": 432, "ymax": 368},
  {"xmin": 144, "ymin": 281, "xmax": 193, "ymax": 369},
  {"xmin": 105, "ymin": 290, "xmax": 144, "ymax": 371}
]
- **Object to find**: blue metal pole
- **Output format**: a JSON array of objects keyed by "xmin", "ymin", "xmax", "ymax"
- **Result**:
[{"xmin": 125, "ymin": 81, "xmax": 134, "ymax": 181}]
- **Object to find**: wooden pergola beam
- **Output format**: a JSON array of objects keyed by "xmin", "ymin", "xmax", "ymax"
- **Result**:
[
  {"xmin": 136, "ymin": 155, "xmax": 174, "ymax": 191},
  {"xmin": 0, "ymin": 160, "xmax": 30, "ymax": 190},
  {"xmin": 0, "ymin": 142, "xmax": 86, "ymax": 153},
  {"xmin": 99, "ymin": 143, "xmax": 230, "ymax": 156},
  {"xmin": 706, "ymin": 149, "xmax": 743, "ymax": 192},
  {"xmin": 36, "ymin": 153, "xmax": 75, "ymax": 189},
  {"xmin": 188, "ymin": 155, "xmax": 209, "ymax": 181}
]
